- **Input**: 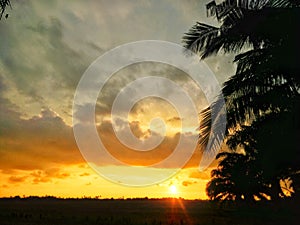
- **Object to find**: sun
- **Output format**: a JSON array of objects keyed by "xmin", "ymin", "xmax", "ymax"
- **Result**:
[{"xmin": 169, "ymin": 185, "xmax": 178, "ymax": 195}]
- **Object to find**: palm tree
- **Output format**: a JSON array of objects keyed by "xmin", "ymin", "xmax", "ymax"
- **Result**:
[
  {"xmin": 225, "ymin": 111, "xmax": 299, "ymax": 200},
  {"xmin": 183, "ymin": 0, "xmax": 300, "ymax": 151},
  {"xmin": 206, "ymin": 151, "xmax": 270, "ymax": 201},
  {"xmin": 183, "ymin": 0, "xmax": 300, "ymax": 200}
]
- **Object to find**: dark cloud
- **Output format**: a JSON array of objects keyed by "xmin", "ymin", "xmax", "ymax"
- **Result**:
[
  {"xmin": 73, "ymin": 103, "xmax": 95, "ymax": 124},
  {"xmin": 9, "ymin": 175, "xmax": 28, "ymax": 183},
  {"xmin": 129, "ymin": 120, "xmax": 151, "ymax": 139},
  {"xmin": 0, "ymin": 106, "xmax": 84, "ymax": 171},
  {"xmin": 182, "ymin": 180, "xmax": 197, "ymax": 187},
  {"xmin": 30, "ymin": 168, "xmax": 70, "ymax": 184},
  {"xmin": 94, "ymin": 61, "xmax": 209, "ymax": 118},
  {"xmin": 0, "ymin": 9, "xmax": 93, "ymax": 122},
  {"xmin": 1, "ymin": 16, "xmax": 90, "ymax": 93},
  {"xmin": 167, "ymin": 117, "xmax": 181, "ymax": 123}
]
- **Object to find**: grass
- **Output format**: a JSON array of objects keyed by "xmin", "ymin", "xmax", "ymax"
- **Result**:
[{"xmin": 0, "ymin": 198, "xmax": 299, "ymax": 225}]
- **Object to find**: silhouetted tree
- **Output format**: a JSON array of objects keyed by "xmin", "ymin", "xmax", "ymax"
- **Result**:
[
  {"xmin": 183, "ymin": 0, "xmax": 300, "ymax": 200},
  {"xmin": 206, "ymin": 152, "xmax": 270, "ymax": 201}
]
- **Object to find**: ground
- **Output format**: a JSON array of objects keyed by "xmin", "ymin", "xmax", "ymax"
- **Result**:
[{"xmin": 0, "ymin": 198, "xmax": 298, "ymax": 225}]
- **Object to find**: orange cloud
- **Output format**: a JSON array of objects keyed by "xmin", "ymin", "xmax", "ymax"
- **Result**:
[
  {"xmin": 29, "ymin": 168, "xmax": 70, "ymax": 184},
  {"xmin": 167, "ymin": 116, "xmax": 181, "ymax": 123},
  {"xmin": 182, "ymin": 180, "xmax": 198, "ymax": 187},
  {"xmin": 97, "ymin": 119, "xmax": 203, "ymax": 168},
  {"xmin": 9, "ymin": 175, "xmax": 28, "ymax": 183},
  {"xmin": 0, "ymin": 108, "xmax": 84, "ymax": 171},
  {"xmin": 129, "ymin": 120, "xmax": 151, "ymax": 139}
]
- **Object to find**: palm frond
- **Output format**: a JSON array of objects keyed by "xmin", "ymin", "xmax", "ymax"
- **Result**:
[
  {"xmin": 199, "ymin": 97, "xmax": 227, "ymax": 156},
  {"xmin": 182, "ymin": 22, "xmax": 219, "ymax": 57},
  {"xmin": 267, "ymin": 0, "xmax": 300, "ymax": 7},
  {"xmin": 206, "ymin": 149, "xmax": 271, "ymax": 201},
  {"xmin": 0, "ymin": 0, "xmax": 11, "ymax": 19}
]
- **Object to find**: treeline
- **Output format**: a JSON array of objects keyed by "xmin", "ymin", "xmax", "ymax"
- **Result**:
[{"xmin": 0, "ymin": 196, "xmax": 191, "ymax": 201}]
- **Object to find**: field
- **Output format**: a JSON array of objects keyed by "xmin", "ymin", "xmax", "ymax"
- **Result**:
[{"xmin": 0, "ymin": 198, "xmax": 299, "ymax": 225}]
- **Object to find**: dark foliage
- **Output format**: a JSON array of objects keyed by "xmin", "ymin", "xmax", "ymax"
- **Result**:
[
  {"xmin": 0, "ymin": 0, "xmax": 11, "ymax": 19},
  {"xmin": 183, "ymin": 0, "xmax": 300, "ymax": 201}
]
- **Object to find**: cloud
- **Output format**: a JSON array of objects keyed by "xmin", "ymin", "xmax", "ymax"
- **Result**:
[
  {"xmin": 3, "ymin": 167, "xmax": 74, "ymax": 186},
  {"xmin": 0, "ymin": 100, "xmax": 202, "ymax": 173},
  {"xmin": 93, "ymin": 118, "xmax": 202, "ymax": 168},
  {"xmin": 1, "ymin": 7, "xmax": 92, "ymax": 123},
  {"xmin": 167, "ymin": 116, "xmax": 181, "ymax": 123},
  {"xmin": 30, "ymin": 168, "xmax": 70, "ymax": 184},
  {"xmin": 8, "ymin": 175, "xmax": 28, "ymax": 183},
  {"xmin": 182, "ymin": 180, "xmax": 197, "ymax": 187},
  {"xmin": 129, "ymin": 120, "xmax": 151, "ymax": 139},
  {"xmin": 0, "ymin": 0, "xmax": 234, "ymax": 200},
  {"xmin": 1, "ymin": 0, "xmax": 233, "ymax": 121},
  {"xmin": 0, "ymin": 106, "xmax": 84, "ymax": 171},
  {"xmin": 0, "ymin": 0, "xmax": 231, "ymax": 177}
]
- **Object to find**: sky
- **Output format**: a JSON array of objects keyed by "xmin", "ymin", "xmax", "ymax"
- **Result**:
[{"xmin": 0, "ymin": 0, "xmax": 235, "ymax": 199}]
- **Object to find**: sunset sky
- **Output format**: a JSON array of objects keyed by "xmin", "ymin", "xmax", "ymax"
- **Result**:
[{"xmin": 0, "ymin": 0, "xmax": 234, "ymax": 199}]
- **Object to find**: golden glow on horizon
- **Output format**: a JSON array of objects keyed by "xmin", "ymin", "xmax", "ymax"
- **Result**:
[{"xmin": 0, "ymin": 164, "xmax": 210, "ymax": 200}]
